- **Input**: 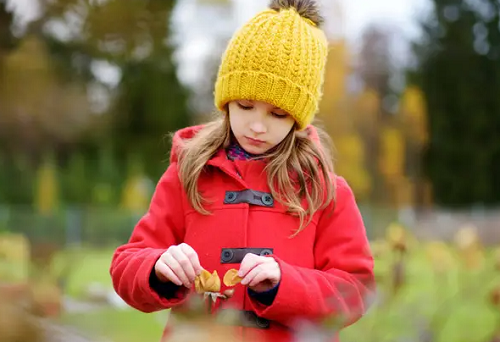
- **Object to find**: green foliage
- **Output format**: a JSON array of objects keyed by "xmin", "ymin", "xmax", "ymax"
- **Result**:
[
  {"xmin": 411, "ymin": 0, "xmax": 500, "ymax": 207},
  {"xmin": 0, "ymin": 0, "xmax": 192, "ymax": 205}
]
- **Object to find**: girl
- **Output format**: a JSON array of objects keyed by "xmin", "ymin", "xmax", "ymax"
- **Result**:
[{"xmin": 110, "ymin": 0, "xmax": 375, "ymax": 341}]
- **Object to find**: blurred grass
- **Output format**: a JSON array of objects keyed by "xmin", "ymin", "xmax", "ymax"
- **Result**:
[
  {"xmin": 52, "ymin": 235, "xmax": 500, "ymax": 342},
  {"xmin": 341, "ymin": 246, "xmax": 499, "ymax": 342},
  {"xmin": 60, "ymin": 307, "xmax": 165, "ymax": 342},
  {"xmin": 56, "ymin": 247, "xmax": 165, "ymax": 342},
  {"xmin": 57, "ymin": 247, "xmax": 115, "ymax": 298}
]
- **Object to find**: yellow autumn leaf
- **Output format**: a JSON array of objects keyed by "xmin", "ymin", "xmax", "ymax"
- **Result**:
[
  {"xmin": 223, "ymin": 269, "xmax": 243, "ymax": 287},
  {"xmin": 195, "ymin": 270, "xmax": 221, "ymax": 294}
]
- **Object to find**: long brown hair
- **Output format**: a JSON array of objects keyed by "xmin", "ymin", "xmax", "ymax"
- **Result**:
[{"xmin": 174, "ymin": 113, "xmax": 335, "ymax": 236}]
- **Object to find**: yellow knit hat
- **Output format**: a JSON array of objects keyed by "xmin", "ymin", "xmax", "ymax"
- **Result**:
[{"xmin": 214, "ymin": 0, "xmax": 329, "ymax": 130}]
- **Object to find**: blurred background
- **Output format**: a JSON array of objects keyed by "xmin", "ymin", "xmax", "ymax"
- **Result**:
[{"xmin": 0, "ymin": 0, "xmax": 499, "ymax": 341}]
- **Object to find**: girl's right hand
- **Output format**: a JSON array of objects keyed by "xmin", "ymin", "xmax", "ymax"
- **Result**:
[{"xmin": 154, "ymin": 243, "xmax": 203, "ymax": 288}]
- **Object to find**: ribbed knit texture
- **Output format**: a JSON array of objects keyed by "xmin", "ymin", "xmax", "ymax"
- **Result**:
[{"xmin": 214, "ymin": 7, "xmax": 329, "ymax": 130}]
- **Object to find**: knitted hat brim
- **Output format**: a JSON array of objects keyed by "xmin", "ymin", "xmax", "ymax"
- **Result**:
[{"xmin": 214, "ymin": 70, "xmax": 318, "ymax": 131}]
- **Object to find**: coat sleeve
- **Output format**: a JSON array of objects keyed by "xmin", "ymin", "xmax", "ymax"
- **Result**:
[
  {"xmin": 110, "ymin": 163, "xmax": 190, "ymax": 313},
  {"xmin": 248, "ymin": 176, "xmax": 376, "ymax": 328}
]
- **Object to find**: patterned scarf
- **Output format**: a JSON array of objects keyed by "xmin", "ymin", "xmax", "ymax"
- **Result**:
[{"xmin": 226, "ymin": 141, "xmax": 263, "ymax": 161}]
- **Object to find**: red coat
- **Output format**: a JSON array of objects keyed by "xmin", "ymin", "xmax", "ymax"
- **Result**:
[{"xmin": 110, "ymin": 125, "xmax": 375, "ymax": 342}]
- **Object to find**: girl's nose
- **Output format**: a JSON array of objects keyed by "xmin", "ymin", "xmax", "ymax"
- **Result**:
[
  {"xmin": 249, "ymin": 110, "xmax": 267, "ymax": 134},
  {"xmin": 250, "ymin": 121, "xmax": 267, "ymax": 134}
]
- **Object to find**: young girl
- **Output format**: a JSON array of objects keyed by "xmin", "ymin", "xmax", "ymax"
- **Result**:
[{"xmin": 110, "ymin": 0, "xmax": 375, "ymax": 341}]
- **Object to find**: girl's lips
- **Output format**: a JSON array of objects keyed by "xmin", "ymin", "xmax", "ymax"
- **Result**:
[{"xmin": 245, "ymin": 137, "xmax": 266, "ymax": 146}]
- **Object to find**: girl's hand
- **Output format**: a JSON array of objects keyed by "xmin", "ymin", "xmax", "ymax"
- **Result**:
[
  {"xmin": 154, "ymin": 243, "xmax": 203, "ymax": 288},
  {"xmin": 238, "ymin": 253, "xmax": 281, "ymax": 292}
]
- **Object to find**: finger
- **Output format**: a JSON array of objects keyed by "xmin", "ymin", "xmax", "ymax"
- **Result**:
[
  {"xmin": 238, "ymin": 253, "xmax": 259, "ymax": 278},
  {"xmin": 170, "ymin": 247, "xmax": 196, "ymax": 283},
  {"xmin": 156, "ymin": 262, "xmax": 182, "ymax": 286},
  {"xmin": 238, "ymin": 253, "xmax": 266, "ymax": 278},
  {"xmin": 240, "ymin": 264, "xmax": 263, "ymax": 286},
  {"xmin": 248, "ymin": 264, "xmax": 280, "ymax": 287},
  {"xmin": 179, "ymin": 243, "xmax": 203, "ymax": 275},
  {"xmin": 163, "ymin": 253, "xmax": 191, "ymax": 287},
  {"xmin": 248, "ymin": 268, "xmax": 275, "ymax": 287}
]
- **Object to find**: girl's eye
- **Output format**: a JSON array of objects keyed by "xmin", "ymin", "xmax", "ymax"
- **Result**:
[
  {"xmin": 237, "ymin": 102, "xmax": 253, "ymax": 110},
  {"xmin": 272, "ymin": 112, "xmax": 288, "ymax": 118}
]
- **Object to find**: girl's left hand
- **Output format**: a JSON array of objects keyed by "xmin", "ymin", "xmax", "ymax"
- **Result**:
[{"xmin": 238, "ymin": 253, "xmax": 281, "ymax": 292}]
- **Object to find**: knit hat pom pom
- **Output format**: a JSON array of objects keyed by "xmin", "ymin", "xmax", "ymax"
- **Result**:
[{"xmin": 269, "ymin": 0, "xmax": 324, "ymax": 27}]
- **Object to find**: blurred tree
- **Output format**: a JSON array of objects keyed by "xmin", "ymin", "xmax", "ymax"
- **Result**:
[
  {"xmin": 356, "ymin": 25, "xmax": 397, "ymax": 203},
  {"xmin": 121, "ymin": 154, "xmax": 152, "ymax": 214},
  {"xmin": 378, "ymin": 125, "xmax": 406, "ymax": 205},
  {"xmin": 400, "ymin": 86, "xmax": 429, "ymax": 208},
  {"xmin": 358, "ymin": 25, "xmax": 395, "ymax": 103},
  {"xmin": 317, "ymin": 0, "xmax": 349, "ymax": 136},
  {"xmin": 0, "ymin": 0, "xmax": 192, "ymax": 204},
  {"xmin": 411, "ymin": 0, "xmax": 500, "ymax": 207},
  {"xmin": 0, "ymin": 153, "xmax": 5, "ymax": 203},
  {"xmin": 320, "ymin": 39, "xmax": 349, "ymax": 121},
  {"xmin": 0, "ymin": 35, "xmax": 90, "ymax": 156},
  {"xmin": 81, "ymin": 0, "xmax": 191, "ymax": 180},
  {"xmin": 379, "ymin": 126, "xmax": 405, "ymax": 181},
  {"xmin": 112, "ymin": 51, "xmax": 190, "ymax": 179},
  {"xmin": 334, "ymin": 132, "xmax": 371, "ymax": 201},
  {"xmin": 91, "ymin": 144, "xmax": 121, "ymax": 207},
  {"xmin": 0, "ymin": 0, "xmax": 17, "ymax": 61},
  {"xmin": 2, "ymin": 154, "xmax": 35, "ymax": 205},
  {"xmin": 62, "ymin": 151, "xmax": 89, "ymax": 205},
  {"xmin": 34, "ymin": 151, "xmax": 60, "ymax": 216}
]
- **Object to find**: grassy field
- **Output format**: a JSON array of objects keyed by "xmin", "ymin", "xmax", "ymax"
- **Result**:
[
  {"xmin": 53, "ymin": 226, "xmax": 500, "ymax": 342},
  {"xmin": 60, "ymin": 307, "xmax": 166, "ymax": 342},
  {"xmin": 55, "ymin": 247, "xmax": 166, "ymax": 342}
]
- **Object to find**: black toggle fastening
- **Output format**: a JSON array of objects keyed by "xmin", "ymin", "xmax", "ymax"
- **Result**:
[
  {"xmin": 220, "ymin": 248, "xmax": 274, "ymax": 264},
  {"xmin": 223, "ymin": 189, "xmax": 274, "ymax": 207}
]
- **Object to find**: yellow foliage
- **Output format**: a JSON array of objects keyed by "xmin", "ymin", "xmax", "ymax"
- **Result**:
[
  {"xmin": 34, "ymin": 156, "xmax": 59, "ymax": 216},
  {"xmin": 454, "ymin": 225, "xmax": 480, "ymax": 251},
  {"xmin": 319, "ymin": 39, "xmax": 351, "ymax": 138},
  {"xmin": 0, "ymin": 35, "xmax": 90, "ymax": 142},
  {"xmin": 1, "ymin": 36, "xmax": 55, "ymax": 113},
  {"xmin": 425, "ymin": 241, "xmax": 456, "ymax": 274},
  {"xmin": 401, "ymin": 86, "xmax": 428, "ymax": 146},
  {"xmin": 378, "ymin": 126, "xmax": 405, "ymax": 179},
  {"xmin": 322, "ymin": 40, "xmax": 349, "ymax": 112},
  {"xmin": 453, "ymin": 225, "xmax": 485, "ymax": 270},
  {"xmin": 394, "ymin": 176, "xmax": 414, "ymax": 207},
  {"xmin": 334, "ymin": 133, "xmax": 371, "ymax": 199},
  {"xmin": 355, "ymin": 88, "xmax": 380, "ymax": 127},
  {"xmin": 0, "ymin": 233, "xmax": 30, "ymax": 282},
  {"xmin": 121, "ymin": 175, "xmax": 151, "ymax": 214},
  {"xmin": 385, "ymin": 222, "xmax": 408, "ymax": 251}
]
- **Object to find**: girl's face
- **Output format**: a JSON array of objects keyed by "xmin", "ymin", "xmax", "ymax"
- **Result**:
[{"xmin": 228, "ymin": 100, "xmax": 295, "ymax": 155}]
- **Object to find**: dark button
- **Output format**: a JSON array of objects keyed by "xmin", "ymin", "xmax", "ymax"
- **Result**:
[
  {"xmin": 221, "ymin": 249, "xmax": 234, "ymax": 263},
  {"xmin": 225, "ymin": 191, "xmax": 237, "ymax": 203},
  {"xmin": 255, "ymin": 316, "xmax": 270, "ymax": 329},
  {"xmin": 261, "ymin": 194, "xmax": 274, "ymax": 206},
  {"xmin": 260, "ymin": 249, "xmax": 273, "ymax": 256}
]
